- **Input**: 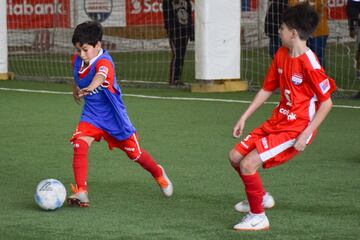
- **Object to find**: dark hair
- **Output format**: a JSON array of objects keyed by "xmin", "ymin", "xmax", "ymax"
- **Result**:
[
  {"xmin": 282, "ymin": 3, "xmax": 319, "ymax": 40},
  {"xmin": 72, "ymin": 21, "xmax": 103, "ymax": 47}
]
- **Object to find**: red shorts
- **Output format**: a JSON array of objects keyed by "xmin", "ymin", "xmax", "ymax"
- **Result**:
[
  {"xmin": 235, "ymin": 127, "xmax": 314, "ymax": 168},
  {"xmin": 70, "ymin": 122, "xmax": 142, "ymax": 160}
]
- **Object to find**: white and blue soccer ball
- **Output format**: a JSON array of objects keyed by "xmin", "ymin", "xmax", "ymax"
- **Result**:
[{"xmin": 34, "ymin": 179, "xmax": 66, "ymax": 210}]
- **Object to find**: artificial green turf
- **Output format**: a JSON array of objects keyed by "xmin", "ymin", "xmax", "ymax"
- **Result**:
[{"xmin": 0, "ymin": 80, "xmax": 359, "ymax": 239}]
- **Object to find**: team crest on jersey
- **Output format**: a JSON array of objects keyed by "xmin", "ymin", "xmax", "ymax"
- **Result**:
[
  {"xmin": 99, "ymin": 66, "xmax": 109, "ymax": 75},
  {"xmin": 291, "ymin": 74, "xmax": 303, "ymax": 85},
  {"xmin": 319, "ymin": 78, "xmax": 330, "ymax": 94},
  {"xmin": 84, "ymin": 0, "xmax": 113, "ymax": 23}
]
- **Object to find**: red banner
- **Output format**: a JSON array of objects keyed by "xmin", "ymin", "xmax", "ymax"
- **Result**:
[
  {"xmin": 7, "ymin": 0, "xmax": 70, "ymax": 29},
  {"xmin": 328, "ymin": 0, "xmax": 347, "ymax": 20},
  {"xmin": 126, "ymin": 0, "xmax": 166, "ymax": 26},
  {"xmin": 126, "ymin": 0, "xmax": 195, "ymax": 26}
]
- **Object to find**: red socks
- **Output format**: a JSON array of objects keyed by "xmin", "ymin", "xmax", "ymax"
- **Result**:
[
  {"xmin": 240, "ymin": 172, "xmax": 265, "ymax": 214},
  {"xmin": 136, "ymin": 149, "xmax": 162, "ymax": 178},
  {"xmin": 72, "ymin": 139, "xmax": 89, "ymax": 191}
]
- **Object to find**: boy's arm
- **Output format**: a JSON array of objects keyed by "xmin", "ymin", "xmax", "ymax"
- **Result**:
[
  {"xmin": 233, "ymin": 89, "xmax": 273, "ymax": 138},
  {"xmin": 71, "ymin": 54, "xmax": 81, "ymax": 103},
  {"xmin": 72, "ymin": 83, "xmax": 81, "ymax": 104},
  {"xmin": 79, "ymin": 73, "xmax": 106, "ymax": 97},
  {"xmin": 293, "ymin": 98, "xmax": 333, "ymax": 151}
]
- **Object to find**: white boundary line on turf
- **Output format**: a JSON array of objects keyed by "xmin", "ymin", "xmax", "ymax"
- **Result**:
[
  {"xmin": 0, "ymin": 87, "xmax": 71, "ymax": 95},
  {"xmin": 1, "ymin": 87, "xmax": 360, "ymax": 109}
]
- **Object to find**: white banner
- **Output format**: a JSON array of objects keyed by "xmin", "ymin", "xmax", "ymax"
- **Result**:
[{"xmin": 72, "ymin": 0, "xmax": 126, "ymax": 27}]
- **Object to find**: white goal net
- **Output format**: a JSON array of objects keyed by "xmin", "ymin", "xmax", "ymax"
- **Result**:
[{"xmin": 4, "ymin": 0, "xmax": 360, "ymax": 92}]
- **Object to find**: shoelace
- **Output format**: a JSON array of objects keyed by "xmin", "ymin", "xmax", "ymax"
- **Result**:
[{"xmin": 241, "ymin": 214, "xmax": 255, "ymax": 223}]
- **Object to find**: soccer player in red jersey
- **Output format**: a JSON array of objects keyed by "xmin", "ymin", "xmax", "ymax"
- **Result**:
[
  {"xmin": 228, "ymin": 3, "xmax": 336, "ymax": 230},
  {"xmin": 68, "ymin": 21, "xmax": 173, "ymax": 207}
]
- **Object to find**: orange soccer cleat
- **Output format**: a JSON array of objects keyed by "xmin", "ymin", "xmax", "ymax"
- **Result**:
[{"xmin": 155, "ymin": 165, "xmax": 173, "ymax": 197}]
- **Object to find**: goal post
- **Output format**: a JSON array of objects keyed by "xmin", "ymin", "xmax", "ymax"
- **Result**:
[
  {"xmin": 192, "ymin": 0, "xmax": 248, "ymax": 92},
  {"xmin": 0, "ymin": 0, "xmax": 9, "ymax": 80}
]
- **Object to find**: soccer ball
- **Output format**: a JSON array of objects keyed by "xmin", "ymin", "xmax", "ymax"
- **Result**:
[{"xmin": 34, "ymin": 179, "xmax": 67, "ymax": 210}]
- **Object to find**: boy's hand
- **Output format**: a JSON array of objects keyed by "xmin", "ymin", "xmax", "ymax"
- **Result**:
[
  {"xmin": 72, "ymin": 85, "xmax": 82, "ymax": 104},
  {"xmin": 79, "ymin": 87, "xmax": 91, "ymax": 97},
  {"xmin": 80, "ymin": 74, "xmax": 105, "ymax": 97},
  {"xmin": 233, "ymin": 118, "xmax": 246, "ymax": 138},
  {"xmin": 294, "ymin": 131, "xmax": 309, "ymax": 152},
  {"xmin": 79, "ymin": 86, "xmax": 101, "ymax": 96}
]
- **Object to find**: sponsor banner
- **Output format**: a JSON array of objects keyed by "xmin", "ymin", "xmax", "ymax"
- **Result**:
[
  {"xmin": 328, "ymin": 0, "xmax": 347, "ymax": 20},
  {"xmin": 126, "ymin": 0, "xmax": 345, "ymax": 27},
  {"xmin": 73, "ymin": 0, "xmax": 126, "ymax": 27},
  {"xmin": 241, "ymin": 0, "xmax": 347, "ymax": 20},
  {"xmin": 7, "ymin": 0, "xmax": 70, "ymax": 29},
  {"xmin": 126, "ymin": 0, "xmax": 164, "ymax": 26},
  {"xmin": 126, "ymin": 0, "xmax": 194, "ymax": 26}
]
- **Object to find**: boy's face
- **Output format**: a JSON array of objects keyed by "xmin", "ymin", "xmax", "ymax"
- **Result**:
[
  {"xmin": 74, "ymin": 41, "xmax": 101, "ymax": 64},
  {"xmin": 278, "ymin": 23, "xmax": 295, "ymax": 48}
]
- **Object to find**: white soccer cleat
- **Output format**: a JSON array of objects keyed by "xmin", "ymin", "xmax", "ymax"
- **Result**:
[
  {"xmin": 234, "ymin": 192, "xmax": 275, "ymax": 213},
  {"xmin": 155, "ymin": 165, "xmax": 173, "ymax": 197},
  {"xmin": 233, "ymin": 213, "xmax": 270, "ymax": 231},
  {"xmin": 67, "ymin": 184, "xmax": 90, "ymax": 208}
]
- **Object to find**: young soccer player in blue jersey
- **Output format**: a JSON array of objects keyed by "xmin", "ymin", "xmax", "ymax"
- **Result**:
[{"xmin": 68, "ymin": 21, "xmax": 173, "ymax": 207}]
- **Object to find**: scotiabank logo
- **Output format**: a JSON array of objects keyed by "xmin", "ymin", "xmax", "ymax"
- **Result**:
[
  {"xmin": 7, "ymin": 0, "xmax": 65, "ymax": 16},
  {"xmin": 130, "ymin": 0, "xmax": 163, "ymax": 14},
  {"xmin": 126, "ymin": 0, "xmax": 164, "ymax": 25},
  {"xmin": 279, "ymin": 108, "xmax": 297, "ymax": 121},
  {"xmin": 7, "ymin": 0, "xmax": 70, "ymax": 29},
  {"xmin": 126, "ymin": 0, "xmax": 194, "ymax": 26}
]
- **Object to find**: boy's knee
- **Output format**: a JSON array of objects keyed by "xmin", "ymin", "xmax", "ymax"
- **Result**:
[
  {"xmin": 72, "ymin": 138, "xmax": 89, "ymax": 152},
  {"xmin": 228, "ymin": 148, "xmax": 242, "ymax": 165},
  {"xmin": 239, "ymin": 160, "xmax": 252, "ymax": 173},
  {"xmin": 239, "ymin": 155, "xmax": 261, "ymax": 174}
]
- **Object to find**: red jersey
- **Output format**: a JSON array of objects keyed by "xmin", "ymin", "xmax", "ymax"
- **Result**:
[{"xmin": 261, "ymin": 46, "xmax": 336, "ymax": 133}]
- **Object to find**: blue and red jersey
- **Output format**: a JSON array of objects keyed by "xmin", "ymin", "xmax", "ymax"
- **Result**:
[{"xmin": 72, "ymin": 49, "xmax": 136, "ymax": 141}]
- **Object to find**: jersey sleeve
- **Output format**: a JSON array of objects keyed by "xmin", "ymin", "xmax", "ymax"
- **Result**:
[
  {"xmin": 262, "ymin": 57, "xmax": 279, "ymax": 91},
  {"xmin": 95, "ymin": 59, "xmax": 115, "ymax": 89},
  {"xmin": 305, "ymin": 68, "xmax": 336, "ymax": 102},
  {"xmin": 71, "ymin": 53, "xmax": 77, "ymax": 68}
]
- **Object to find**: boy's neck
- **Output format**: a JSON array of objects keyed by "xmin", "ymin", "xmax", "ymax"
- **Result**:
[
  {"xmin": 81, "ymin": 48, "xmax": 104, "ymax": 70},
  {"xmin": 288, "ymin": 40, "xmax": 308, "ymax": 58}
]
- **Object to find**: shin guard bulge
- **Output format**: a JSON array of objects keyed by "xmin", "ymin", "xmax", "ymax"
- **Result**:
[
  {"xmin": 72, "ymin": 138, "xmax": 89, "ymax": 191},
  {"xmin": 240, "ymin": 172, "xmax": 266, "ymax": 214},
  {"xmin": 136, "ymin": 149, "xmax": 162, "ymax": 178}
]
